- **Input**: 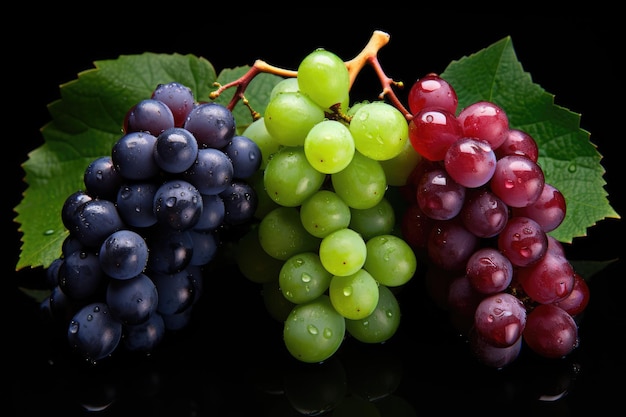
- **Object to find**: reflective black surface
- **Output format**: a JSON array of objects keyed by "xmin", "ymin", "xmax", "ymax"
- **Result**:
[{"xmin": 9, "ymin": 14, "xmax": 624, "ymax": 417}]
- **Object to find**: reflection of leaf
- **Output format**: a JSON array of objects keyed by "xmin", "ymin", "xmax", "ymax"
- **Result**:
[{"xmin": 442, "ymin": 36, "xmax": 620, "ymax": 243}]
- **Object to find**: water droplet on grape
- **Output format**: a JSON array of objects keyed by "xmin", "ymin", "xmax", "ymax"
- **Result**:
[
  {"xmin": 69, "ymin": 321, "xmax": 79, "ymax": 334},
  {"xmin": 166, "ymin": 197, "xmax": 177, "ymax": 207},
  {"xmin": 323, "ymin": 328, "xmax": 333, "ymax": 339},
  {"xmin": 301, "ymin": 273, "xmax": 311, "ymax": 283},
  {"xmin": 307, "ymin": 324, "xmax": 319, "ymax": 335},
  {"xmin": 343, "ymin": 286, "xmax": 353, "ymax": 296}
]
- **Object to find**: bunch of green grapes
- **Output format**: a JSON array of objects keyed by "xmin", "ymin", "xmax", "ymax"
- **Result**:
[{"xmin": 238, "ymin": 49, "xmax": 421, "ymax": 363}]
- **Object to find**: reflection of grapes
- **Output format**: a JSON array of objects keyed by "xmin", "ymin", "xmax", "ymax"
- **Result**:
[
  {"xmin": 42, "ymin": 82, "xmax": 260, "ymax": 362},
  {"xmin": 401, "ymin": 73, "xmax": 583, "ymax": 367}
]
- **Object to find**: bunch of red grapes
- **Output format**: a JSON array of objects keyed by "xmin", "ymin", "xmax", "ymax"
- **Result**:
[{"xmin": 399, "ymin": 73, "xmax": 590, "ymax": 368}]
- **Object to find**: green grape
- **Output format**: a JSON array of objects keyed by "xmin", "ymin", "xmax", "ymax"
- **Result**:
[
  {"xmin": 349, "ymin": 197, "xmax": 395, "ymax": 241},
  {"xmin": 345, "ymin": 284, "xmax": 401, "ymax": 344},
  {"xmin": 263, "ymin": 146, "xmax": 326, "ymax": 207},
  {"xmin": 349, "ymin": 101, "xmax": 409, "ymax": 161},
  {"xmin": 300, "ymin": 189, "xmax": 351, "ymax": 238},
  {"xmin": 269, "ymin": 77, "xmax": 300, "ymax": 101},
  {"xmin": 283, "ymin": 295, "xmax": 346, "ymax": 363},
  {"xmin": 258, "ymin": 206, "xmax": 321, "ymax": 260},
  {"xmin": 241, "ymin": 117, "xmax": 282, "ymax": 170},
  {"xmin": 329, "ymin": 268, "xmax": 379, "ymax": 320},
  {"xmin": 364, "ymin": 235, "xmax": 417, "ymax": 287},
  {"xmin": 304, "ymin": 119, "xmax": 355, "ymax": 174},
  {"xmin": 236, "ymin": 225, "xmax": 284, "ymax": 284},
  {"xmin": 319, "ymin": 228, "xmax": 367, "ymax": 276},
  {"xmin": 264, "ymin": 91, "xmax": 325, "ymax": 147},
  {"xmin": 331, "ymin": 151, "xmax": 387, "ymax": 209},
  {"xmin": 262, "ymin": 280, "xmax": 296, "ymax": 322},
  {"xmin": 297, "ymin": 48, "xmax": 350, "ymax": 110},
  {"xmin": 279, "ymin": 252, "xmax": 333, "ymax": 304},
  {"xmin": 379, "ymin": 137, "xmax": 422, "ymax": 186}
]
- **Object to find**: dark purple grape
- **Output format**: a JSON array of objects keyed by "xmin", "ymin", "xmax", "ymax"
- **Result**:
[
  {"xmin": 150, "ymin": 268, "xmax": 195, "ymax": 315},
  {"xmin": 183, "ymin": 102, "xmax": 235, "ymax": 149},
  {"xmin": 83, "ymin": 156, "xmax": 123, "ymax": 200},
  {"xmin": 98, "ymin": 229, "xmax": 149, "ymax": 280},
  {"xmin": 495, "ymin": 128, "xmax": 539, "ymax": 162},
  {"xmin": 444, "ymin": 137, "xmax": 496, "ymax": 188},
  {"xmin": 459, "ymin": 188, "xmax": 509, "ymax": 238},
  {"xmin": 111, "ymin": 131, "xmax": 160, "ymax": 181},
  {"xmin": 465, "ymin": 247, "xmax": 513, "ymax": 294},
  {"xmin": 193, "ymin": 193, "xmax": 225, "ymax": 231},
  {"xmin": 219, "ymin": 180, "xmax": 258, "ymax": 225},
  {"xmin": 183, "ymin": 147, "xmax": 234, "ymax": 195},
  {"xmin": 188, "ymin": 230, "xmax": 218, "ymax": 266},
  {"xmin": 222, "ymin": 135, "xmax": 262, "ymax": 179},
  {"xmin": 427, "ymin": 219, "xmax": 478, "ymax": 272},
  {"xmin": 474, "ymin": 292, "xmax": 526, "ymax": 348},
  {"xmin": 116, "ymin": 182, "xmax": 159, "ymax": 228},
  {"xmin": 523, "ymin": 304, "xmax": 578, "ymax": 358},
  {"xmin": 151, "ymin": 82, "xmax": 195, "ymax": 127},
  {"xmin": 153, "ymin": 127, "xmax": 199, "ymax": 174},
  {"xmin": 106, "ymin": 273, "xmax": 158, "ymax": 325},
  {"xmin": 72, "ymin": 199, "xmax": 125, "ymax": 248},
  {"xmin": 123, "ymin": 312, "xmax": 166, "ymax": 352},
  {"xmin": 153, "ymin": 179, "xmax": 203, "ymax": 231},
  {"xmin": 61, "ymin": 190, "xmax": 92, "ymax": 231},
  {"xmin": 58, "ymin": 249, "xmax": 105, "ymax": 300},
  {"xmin": 512, "ymin": 183, "xmax": 566, "ymax": 232},
  {"xmin": 124, "ymin": 98, "xmax": 175, "ymax": 136},
  {"xmin": 417, "ymin": 167, "xmax": 466, "ymax": 220},
  {"xmin": 469, "ymin": 326, "xmax": 522, "ymax": 369},
  {"xmin": 146, "ymin": 226, "xmax": 194, "ymax": 274},
  {"xmin": 497, "ymin": 215, "xmax": 548, "ymax": 267},
  {"xmin": 490, "ymin": 154, "xmax": 545, "ymax": 208},
  {"xmin": 67, "ymin": 302, "xmax": 123, "ymax": 362}
]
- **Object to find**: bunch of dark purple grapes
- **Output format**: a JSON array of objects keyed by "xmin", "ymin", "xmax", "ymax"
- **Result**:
[
  {"xmin": 400, "ymin": 73, "xmax": 590, "ymax": 368},
  {"xmin": 42, "ymin": 82, "xmax": 261, "ymax": 363}
]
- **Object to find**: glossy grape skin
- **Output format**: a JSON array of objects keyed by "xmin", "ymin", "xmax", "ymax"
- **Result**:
[
  {"xmin": 490, "ymin": 154, "xmax": 545, "ymax": 208},
  {"xmin": 553, "ymin": 273, "xmax": 590, "ymax": 317},
  {"xmin": 297, "ymin": 48, "xmax": 350, "ymax": 110},
  {"xmin": 416, "ymin": 167, "xmax": 466, "ymax": 221},
  {"xmin": 319, "ymin": 228, "xmax": 367, "ymax": 277},
  {"xmin": 263, "ymin": 146, "xmax": 326, "ymax": 207},
  {"xmin": 304, "ymin": 119, "xmax": 355, "ymax": 174},
  {"xmin": 105, "ymin": 273, "xmax": 158, "ymax": 325},
  {"xmin": 349, "ymin": 101, "xmax": 409, "ymax": 161},
  {"xmin": 444, "ymin": 137, "xmax": 496, "ymax": 188},
  {"xmin": 300, "ymin": 189, "xmax": 351, "ymax": 238},
  {"xmin": 457, "ymin": 101, "xmax": 509, "ymax": 150},
  {"xmin": 465, "ymin": 247, "xmax": 513, "ymax": 294},
  {"xmin": 331, "ymin": 151, "xmax": 387, "ymax": 210},
  {"xmin": 348, "ymin": 197, "xmax": 395, "ymax": 241},
  {"xmin": 523, "ymin": 304, "xmax": 578, "ymax": 358},
  {"xmin": 219, "ymin": 180, "xmax": 258, "ymax": 226},
  {"xmin": 329, "ymin": 269, "xmax": 379, "ymax": 320},
  {"xmin": 279, "ymin": 252, "xmax": 332, "ymax": 304},
  {"xmin": 183, "ymin": 102, "xmax": 235, "ymax": 149},
  {"xmin": 183, "ymin": 147, "xmax": 234, "ymax": 196},
  {"xmin": 345, "ymin": 284, "xmax": 401, "ymax": 343},
  {"xmin": 124, "ymin": 98, "xmax": 175, "ymax": 136},
  {"xmin": 153, "ymin": 127, "xmax": 199, "ymax": 173},
  {"xmin": 151, "ymin": 81, "xmax": 195, "ymax": 127},
  {"xmin": 153, "ymin": 179, "xmax": 203, "ymax": 231},
  {"xmin": 512, "ymin": 183, "xmax": 566, "ymax": 232},
  {"xmin": 283, "ymin": 295, "xmax": 346, "ymax": 364},
  {"xmin": 123, "ymin": 312, "xmax": 165, "ymax": 352},
  {"xmin": 115, "ymin": 182, "xmax": 159, "ymax": 228},
  {"xmin": 497, "ymin": 216, "xmax": 548, "ymax": 267},
  {"xmin": 408, "ymin": 108, "xmax": 462, "ymax": 161},
  {"xmin": 258, "ymin": 206, "xmax": 321, "ymax": 261},
  {"xmin": 145, "ymin": 227, "xmax": 194, "ymax": 274},
  {"xmin": 427, "ymin": 220, "xmax": 478, "ymax": 272},
  {"xmin": 495, "ymin": 128, "xmax": 539, "ymax": 162},
  {"xmin": 363, "ymin": 234, "xmax": 417, "ymax": 287},
  {"xmin": 474, "ymin": 292, "xmax": 527, "ymax": 348},
  {"xmin": 469, "ymin": 326, "xmax": 522, "ymax": 369},
  {"xmin": 193, "ymin": 193, "xmax": 225, "ymax": 231},
  {"xmin": 150, "ymin": 268, "xmax": 195, "ymax": 315},
  {"xmin": 459, "ymin": 188, "xmax": 509, "ymax": 238},
  {"xmin": 67, "ymin": 302, "xmax": 123, "ymax": 362},
  {"xmin": 222, "ymin": 135, "xmax": 262, "ymax": 179},
  {"xmin": 83, "ymin": 156, "xmax": 123, "ymax": 200},
  {"xmin": 71, "ymin": 199, "xmax": 125, "ymax": 248},
  {"xmin": 58, "ymin": 249, "xmax": 105, "ymax": 300},
  {"xmin": 99, "ymin": 229, "xmax": 149, "ymax": 280},
  {"xmin": 516, "ymin": 249, "xmax": 576, "ymax": 304},
  {"xmin": 264, "ymin": 91, "xmax": 325, "ymax": 147},
  {"xmin": 111, "ymin": 131, "xmax": 159, "ymax": 180},
  {"xmin": 61, "ymin": 190, "xmax": 93, "ymax": 231},
  {"xmin": 407, "ymin": 73, "xmax": 458, "ymax": 115}
]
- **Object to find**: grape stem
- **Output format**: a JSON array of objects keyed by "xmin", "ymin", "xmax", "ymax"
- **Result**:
[{"xmin": 209, "ymin": 30, "xmax": 412, "ymax": 120}]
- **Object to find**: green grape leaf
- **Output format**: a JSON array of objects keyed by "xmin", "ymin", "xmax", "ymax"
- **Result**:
[
  {"xmin": 441, "ymin": 36, "xmax": 620, "ymax": 243},
  {"xmin": 15, "ymin": 53, "xmax": 280, "ymax": 271}
]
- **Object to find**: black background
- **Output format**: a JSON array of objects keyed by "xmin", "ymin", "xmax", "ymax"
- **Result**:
[{"xmin": 7, "ymin": 13, "xmax": 624, "ymax": 416}]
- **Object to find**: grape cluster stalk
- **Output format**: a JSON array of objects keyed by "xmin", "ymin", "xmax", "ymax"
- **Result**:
[{"xmin": 42, "ymin": 82, "xmax": 261, "ymax": 362}]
